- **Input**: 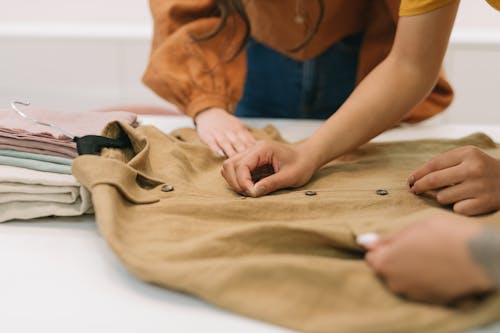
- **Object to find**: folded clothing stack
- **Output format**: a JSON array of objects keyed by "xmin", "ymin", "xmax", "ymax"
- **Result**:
[{"xmin": 0, "ymin": 108, "xmax": 138, "ymax": 222}]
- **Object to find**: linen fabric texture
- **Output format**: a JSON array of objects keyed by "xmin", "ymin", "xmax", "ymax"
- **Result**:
[{"xmin": 72, "ymin": 123, "xmax": 500, "ymax": 333}]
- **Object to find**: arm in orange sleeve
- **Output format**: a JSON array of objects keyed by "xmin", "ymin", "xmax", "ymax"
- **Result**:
[{"xmin": 142, "ymin": 0, "xmax": 247, "ymax": 118}]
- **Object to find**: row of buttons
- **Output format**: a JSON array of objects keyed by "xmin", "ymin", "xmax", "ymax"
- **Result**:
[{"xmin": 161, "ymin": 185, "xmax": 389, "ymax": 196}]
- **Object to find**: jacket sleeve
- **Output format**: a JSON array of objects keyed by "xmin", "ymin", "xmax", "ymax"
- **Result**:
[{"xmin": 143, "ymin": 0, "xmax": 247, "ymax": 118}]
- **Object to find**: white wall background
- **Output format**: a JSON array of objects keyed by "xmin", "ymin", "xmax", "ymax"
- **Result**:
[
  {"xmin": 0, "ymin": 0, "xmax": 152, "ymax": 24},
  {"xmin": 0, "ymin": 0, "xmax": 499, "ymax": 123}
]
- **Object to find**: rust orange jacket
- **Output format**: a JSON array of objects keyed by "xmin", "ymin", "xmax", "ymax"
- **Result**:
[{"xmin": 143, "ymin": 0, "xmax": 458, "ymax": 122}]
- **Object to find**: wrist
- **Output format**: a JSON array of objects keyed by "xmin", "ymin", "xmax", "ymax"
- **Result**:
[
  {"xmin": 194, "ymin": 108, "xmax": 226, "ymax": 125},
  {"xmin": 297, "ymin": 140, "xmax": 324, "ymax": 171}
]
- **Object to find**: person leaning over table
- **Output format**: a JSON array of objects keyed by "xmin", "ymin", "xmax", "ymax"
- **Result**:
[
  {"xmin": 143, "ymin": 0, "xmax": 456, "ymax": 158},
  {"xmin": 220, "ymin": 0, "xmax": 500, "ymax": 198}
]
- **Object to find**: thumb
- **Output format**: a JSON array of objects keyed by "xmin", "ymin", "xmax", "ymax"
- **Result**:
[{"xmin": 247, "ymin": 170, "xmax": 292, "ymax": 197}]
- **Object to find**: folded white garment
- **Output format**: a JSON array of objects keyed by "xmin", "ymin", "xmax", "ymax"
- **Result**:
[{"xmin": 0, "ymin": 165, "xmax": 92, "ymax": 222}]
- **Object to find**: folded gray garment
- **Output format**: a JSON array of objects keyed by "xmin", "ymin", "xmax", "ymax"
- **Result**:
[
  {"xmin": 0, "ymin": 164, "xmax": 92, "ymax": 222},
  {"xmin": 0, "ymin": 150, "xmax": 72, "ymax": 174},
  {"xmin": 0, "ymin": 150, "xmax": 72, "ymax": 164}
]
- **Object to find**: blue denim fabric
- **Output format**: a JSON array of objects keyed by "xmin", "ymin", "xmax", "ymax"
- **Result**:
[{"xmin": 235, "ymin": 34, "xmax": 363, "ymax": 120}]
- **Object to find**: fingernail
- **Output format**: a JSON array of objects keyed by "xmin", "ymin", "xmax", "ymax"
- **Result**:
[
  {"xmin": 249, "ymin": 184, "xmax": 267, "ymax": 197},
  {"xmin": 408, "ymin": 175, "xmax": 415, "ymax": 188},
  {"xmin": 356, "ymin": 233, "xmax": 380, "ymax": 247},
  {"xmin": 216, "ymin": 150, "xmax": 225, "ymax": 157}
]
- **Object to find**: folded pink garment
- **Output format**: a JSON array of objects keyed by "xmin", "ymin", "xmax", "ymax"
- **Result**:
[
  {"xmin": 0, "ymin": 139, "xmax": 77, "ymax": 158},
  {"xmin": 1, "ymin": 108, "xmax": 138, "ymax": 138},
  {"xmin": 0, "ymin": 108, "xmax": 138, "ymax": 158}
]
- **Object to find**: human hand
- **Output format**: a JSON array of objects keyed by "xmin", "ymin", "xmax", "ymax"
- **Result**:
[
  {"xmin": 195, "ymin": 108, "xmax": 256, "ymax": 158},
  {"xmin": 221, "ymin": 141, "xmax": 318, "ymax": 197},
  {"xmin": 358, "ymin": 216, "xmax": 494, "ymax": 304},
  {"xmin": 408, "ymin": 146, "xmax": 500, "ymax": 216}
]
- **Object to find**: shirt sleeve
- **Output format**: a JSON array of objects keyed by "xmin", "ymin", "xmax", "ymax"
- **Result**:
[
  {"xmin": 486, "ymin": 0, "xmax": 500, "ymax": 10},
  {"xmin": 399, "ymin": 0, "xmax": 458, "ymax": 16},
  {"xmin": 143, "ymin": 0, "xmax": 247, "ymax": 118}
]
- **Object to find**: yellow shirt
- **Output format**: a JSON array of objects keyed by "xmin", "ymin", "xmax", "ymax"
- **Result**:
[{"xmin": 400, "ymin": 0, "xmax": 500, "ymax": 16}]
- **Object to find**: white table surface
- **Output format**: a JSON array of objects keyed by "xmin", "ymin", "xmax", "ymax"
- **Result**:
[{"xmin": 1, "ymin": 115, "xmax": 500, "ymax": 333}]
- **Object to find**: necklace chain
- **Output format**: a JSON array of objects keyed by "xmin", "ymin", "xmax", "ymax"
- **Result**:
[{"xmin": 294, "ymin": 0, "xmax": 305, "ymax": 24}]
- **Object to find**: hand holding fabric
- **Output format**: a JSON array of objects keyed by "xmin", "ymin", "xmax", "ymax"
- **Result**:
[
  {"xmin": 221, "ymin": 141, "xmax": 317, "ymax": 197},
  {"xmin": 408, "ymin": 146, "xmax": 500, "ymax": 216},
  {"xmin": 359, "ymin": 216, "xmax": 495, "ymax": 304},
  {"xmin": 195, "ymin": 108, "xmax": 256, "ymax": 158}
]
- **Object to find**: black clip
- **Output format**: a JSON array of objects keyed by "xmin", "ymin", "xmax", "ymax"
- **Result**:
[
  {"xmin": 10, "ymin": 101, "xmax": 133, "ymax": 156},
  {"xmin": 74, "ymin": 131, "xmax": 132, "ymax": 155}
]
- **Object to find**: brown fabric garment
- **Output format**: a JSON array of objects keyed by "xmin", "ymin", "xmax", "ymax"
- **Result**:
[
  {"xmin": 72, "ymin": 123, "xmax": 500, "ymax": 333},
  {"xmin": 143, "ymin": 0, "xmax": 453, "ymax": 121}
]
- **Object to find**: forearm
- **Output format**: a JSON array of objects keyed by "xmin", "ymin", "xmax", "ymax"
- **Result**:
[
  {"xmin": 298, "ymin": 2, "xmax": 459, "ymax": 169},
  {"xmin": 301, "ymin": 55, "xmax": 438, "ymax": 169},
  {"xmin": 469, "ymin": 227, "xmax": 500, "ymax": 289}
]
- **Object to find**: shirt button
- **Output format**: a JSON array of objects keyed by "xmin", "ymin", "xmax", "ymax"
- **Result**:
[
  {"xmin": 376, "ymin": 189, "xmax": 389, "ymax": 196},
  {"xmin": 305, "ymin": 190, "xmax": 317, "ymax": 196},
  {"xmin": 161, "ymin": 184, "xmax": 175, "ymax": 192}
]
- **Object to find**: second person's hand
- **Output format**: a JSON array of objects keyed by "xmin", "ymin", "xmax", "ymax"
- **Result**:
[
  {"xmin": 221, "ymin": 140, "xmax": 319, "ymax": 197},
  {"xmin": 408, "ymin": 146, "xmax": 500, "ymax": 216},
  {"xmin": 195, "ymin": 108, "xmax": 256, "ymax": 158}
]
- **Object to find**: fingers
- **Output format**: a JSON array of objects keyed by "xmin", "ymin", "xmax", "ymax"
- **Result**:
[
  {"xmin": 236, "ymin": 163, "xmax": 261, "ymax": 196},
  {"xmin": 411, "ymin": 164, "xmax": 465, "ymax": 194},
  {"xmin": 424, "ymin": 180, "xmax": 496, "ymax": 215},
  {"xmin": 453, "ymin": 197, "xmax": 495, "ymax": 216},
  {"xmin": 216, "ymin": 133, "xmax": 238, "ymax": 158},
  {"xmin": 214, "ymin": 131, "xmax": 256, "ymax": 158},
  {"xmin": 365, "ymin": 246, "xmax": 388, "ymax": 272},
  {"xmin": 222, "ymin": 143, "xmax": 271, "ymax": 195},
  {"xmin": 195, "ymin": 109, "xmax": 256, "ymax": 157},
  {"xmin": 408, "ymin": 149, "xmax": 464, "ymax": 187},
  {"xmin": 247, "ymin": 170, "xmax": 291, "ymax": 197},
  {"xmin": 222, "ymin": 144, "xmax": 295, "ymax": 197},
  {"xmin": 434, "ymin": 182, "xmax": 478, "ymax": 205},
  {"xmin": 226, "ymin": 131, "xmax": 255, "ymax": 154},
  {"xmin": 237, "ymin": 130, "xmax": 257, "ymax": 149},
  {"xmin": 204, "ymin": 136, "xmax": 225, "ymax": 157},
  {"xmin": 221, "ymin": 158, "xmax": 245, "ymax": 193}
]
